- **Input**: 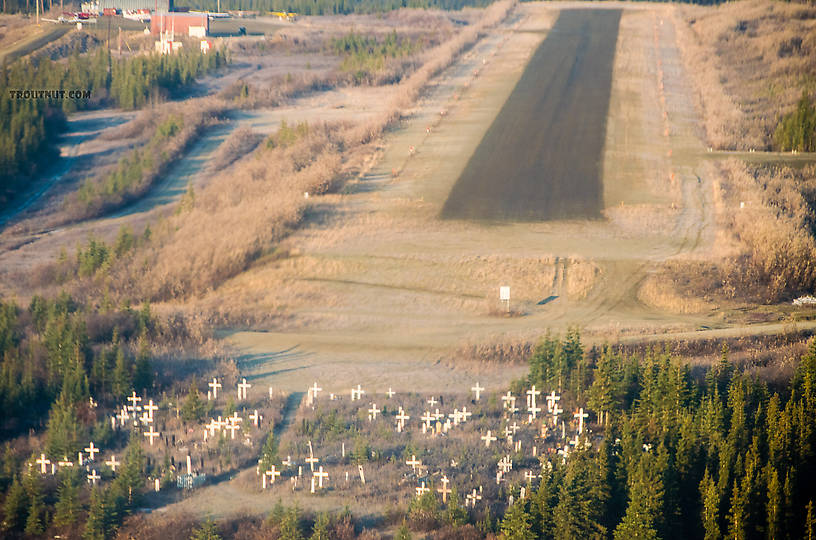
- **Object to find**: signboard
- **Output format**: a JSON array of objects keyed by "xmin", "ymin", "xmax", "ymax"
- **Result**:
[{"xmin": 500, "ymin": 286, "xmax": 510, "ymax": 301}]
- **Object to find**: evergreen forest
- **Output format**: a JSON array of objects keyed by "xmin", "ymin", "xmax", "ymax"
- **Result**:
[{"xmin": 0, "ymin": 46, "xmax": 227, "ymax": 210}]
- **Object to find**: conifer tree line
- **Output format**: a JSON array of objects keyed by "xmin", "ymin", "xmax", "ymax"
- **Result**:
[
  {"xmin": 496, "ymin": 332, "xmax": 816, "ymax": 539},
  {"xmin": 774, "ymin": 91, "xmax": 816, "ymax": 153},
  {"xmin": 0, "ymin": 46, "xmax": 227, "ymax": 210},
  {"xmin": 173, "ymin": 0, "xmax": 495, "ymax": 15},
  {"xmin": 0, "ymin": 294, "xmax": 155, "ymax": 442},
  {"xmin": 331, "ymin": 30, "xmax": 420, "ymax": 83},
  {"xmin": 0, "ymin": 293, "xmax": 162, "ymax": 538}
]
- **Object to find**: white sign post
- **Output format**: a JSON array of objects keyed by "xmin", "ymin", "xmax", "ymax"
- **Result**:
[{"xmin": 500, "ymin": 286, "xmax": 510, "ymax": 313}]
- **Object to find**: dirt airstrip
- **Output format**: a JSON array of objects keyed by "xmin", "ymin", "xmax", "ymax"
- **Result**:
[
  {"xmin": 441, "ymin": 9, "xmax": 620, "ymax": 221},
  {"xmin": 205, "ymin": 2, "xmax": 724, "ymax": 398}
]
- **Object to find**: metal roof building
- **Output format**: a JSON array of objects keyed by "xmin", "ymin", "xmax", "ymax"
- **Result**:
[{"xmin": 99, "ymin": 0, "xmax": 173, "ymax": 11}]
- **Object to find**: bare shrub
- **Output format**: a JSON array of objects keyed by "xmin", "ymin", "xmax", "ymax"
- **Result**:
[
  {"xmin": 126, "ymin": 1, "xmax": 517, "ymax": 302},
  {"xmin": 674, "ymin": 0, "xmax": 816, "ymax": 150},
  {"xmin": 61, "ymin": 97, "xmax": 228, "ymax": 222},
  {"xmin": 637, "ymin": 273, "xmax": 716, "ymax": 314},
  {"xmin": 686, "ymin": 160, "xmax": 816, "ymax": 302},
  {"xmin": 209, "ymin": 126, "xmax": 264, "ymax": 172}
]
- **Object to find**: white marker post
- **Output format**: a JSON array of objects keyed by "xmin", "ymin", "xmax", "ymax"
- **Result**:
[{"xmin": 500, "ymin": 286, "xmax": 510, "ymax": 313}]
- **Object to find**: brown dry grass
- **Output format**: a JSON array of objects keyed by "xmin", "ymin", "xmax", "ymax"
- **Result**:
[
  {"xmin": 715, "ymin": 161, "xmax": 816, "ymax": 302},
  {"xmin": 637, "ymin": 273, "xmax": 716, "ymax": 314},
  {"xmin": 670, "ymin": 1, "xmax": 816, "ymax": 304},
  {"xmin": 119, "ymin": 1, "xmax": 517, "ymax": 304},
  {"xmin": 209, "ymin": 126, "xmax": 264, "ymax": 172},
  {"xmin": 674, "ymin": 0, "xmax": 816, "ymax": 150},
  {"xmin": 667, "ymin": 159, "xmax": 816, "ymax": 304}
]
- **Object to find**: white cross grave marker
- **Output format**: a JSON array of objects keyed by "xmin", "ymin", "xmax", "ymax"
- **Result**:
[
  {"xmin": 471, "ymin": 382, "xmax": 485, "ymax": 401},
  {"xmin": 105, "ymin": 455, "xmax": 120, "ymax": 472},
  {"xmin": 313, "ymin": 466, "xmax": 329, "ymax": 489},
  {"xmin": 85, "ymin": 442, "xmax": 100, "ymax": 462},
  {"xmin": 396, "ymin": 407, "xmax": 410, "ymax": 432},
  {"xmin": 36, "ymin": 454, "xmax": 50, "ymax": 474},
  {"xmin": 526, "ymin": 386, "xmax": 541, "ymax": 408},
  {"xmin": 466, "ymin": 488, "xmax": 482, "ymax": 508},
  {"xmin": 238, "ymin": 378, "xmax": 252, "ymax": 401},
  {"xmin": 481, "ymin": 430, "xmax": 497, "ymax": 448},
  {"xmin": 574, "ymin": 407, "xmax": 589, "ymax": 435},
  {"xmin": 406, "ymin": 455, "xmax": 422, "ymax": 473},
  {"xmin": 144, "ymin": 399, "xmax": 158, "ymax": 419},
  {"xmin": 438, "ymin": 475, "xmax": 451, "ymax": 502},
  {"xmin": 127, "ymin": 391, "xmax": 142, "ymax": 410},
  {"xmin": 87, "ymin": 469, "xmax": 101, "ymax": 486},
  {"xmin": 552, "ymin": 404, "xmax": 563, "ymax": 425},
  {"xmin": 143, "ymin": 425, "xmax": 159, "ymax": 446},
  {"xmin": 208, "ymin": 378, "xmax": 221, "ymax": 400},
  {"xmin": 368, "ymin": 403, "xmax": 381, "ymax": 421},
  {"xmin": 545, "ymin": 391, "xmax": 560, "ymax": 412},
  {"xmin": 265, "ymin": 466, "xmax": 281, "ymax": 486}
]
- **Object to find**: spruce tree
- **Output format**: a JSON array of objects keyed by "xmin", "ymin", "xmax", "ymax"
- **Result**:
[
  {"xmin": 500, "ymin": 500, "xmax": 535, "ymax": 540},
  {"xmin": 766, "ymin": 466, "xmax": 782, "ymax": 540},
  {"xmin": 54, "ymin": 468, "xmax": 82, "ymax": 529},
  {"xmin": 111, "ymin": 344, "xmax": 131, "ymax": 400},
  {"xmin": 279, "ymin": 504, "xmax": 305, "ymax": 540},
  {"xmin": 191, "ymin": 517, "xmax": 222, "ymax": 540},
  {"xmin": 2, "ymin": 474, "xmax": 28, "ymax": 533},
  {"xmin": 700, "ymin": 469, "xmax": 721, "ymax": 540},
  {"xmin": 83, "ymin": 486, "xmax": 108, "ymax": 540},
  {"xmin": 310, "ymin": 512, "xmax": 330, "ymax": 540},
  {"xmin": 258, "ymin": 430, "xmax": 279, "ymax": 473},
  {"xmin": 445, "ymin": 487, "xmax": 468, "ymax": 527},
  {"xmin": 613, "ymin": 458, "xmax": 663, "ymax": 540},
  {"xmin": 23, "ymin": 467, "xmax": 46, "ymax": 536}
]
